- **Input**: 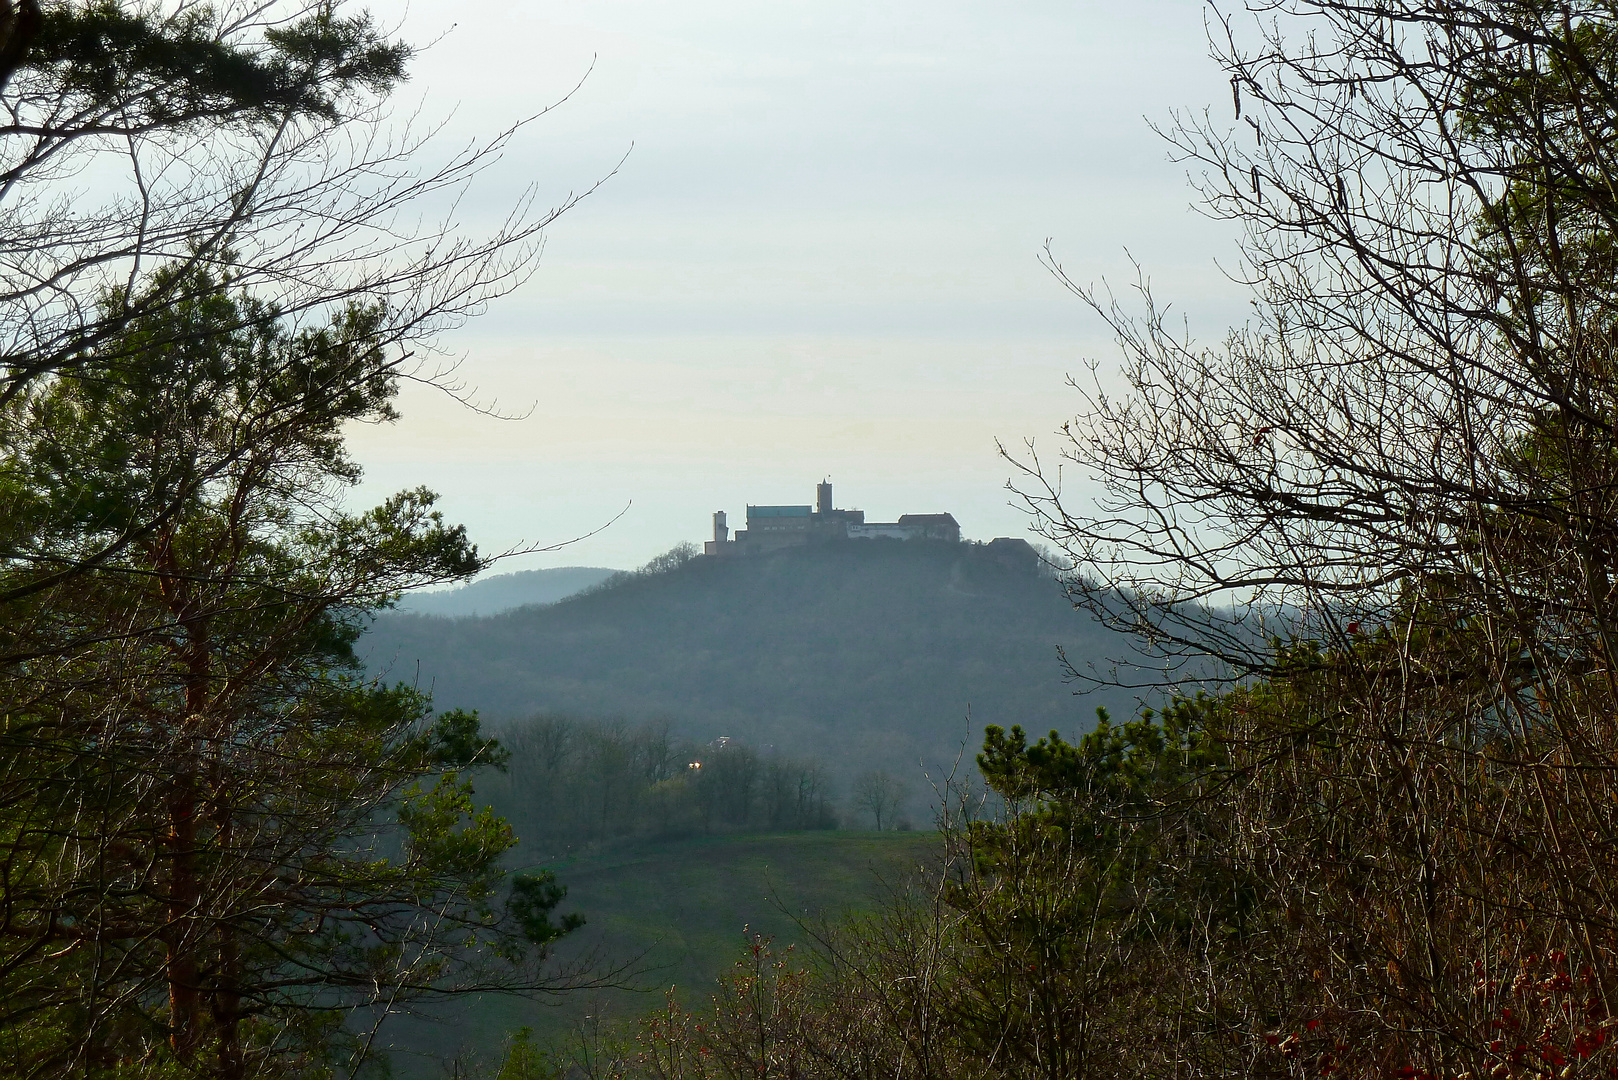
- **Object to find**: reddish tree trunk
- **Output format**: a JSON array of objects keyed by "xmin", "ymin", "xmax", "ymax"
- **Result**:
[{"xmin": 165, "ymin": 769, "xmax": 202, "ymax": 1058}]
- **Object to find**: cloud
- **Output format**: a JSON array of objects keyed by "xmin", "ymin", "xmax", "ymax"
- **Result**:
[{"xmin": 352, "ymin": 0, "xmax": 1245, "ymax": 567}]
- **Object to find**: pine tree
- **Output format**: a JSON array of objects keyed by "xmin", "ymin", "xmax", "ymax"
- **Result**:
[{"xmin": 0, "ymin": 266, "xmax": 584, "ymax": 1078}]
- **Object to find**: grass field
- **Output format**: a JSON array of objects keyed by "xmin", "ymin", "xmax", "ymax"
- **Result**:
[{"xmin": 381, "ymin": 830, "xmax": 940, "ymax": 1074}]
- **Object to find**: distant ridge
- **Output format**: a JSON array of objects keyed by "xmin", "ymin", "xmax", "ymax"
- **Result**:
[
  {"xmin": 392, "ymin": 566, "xmax": 619, "ymax": 618},
  {"xmin": 362, "ymin": 541, "xmax": 1141, "ymax": 790}
]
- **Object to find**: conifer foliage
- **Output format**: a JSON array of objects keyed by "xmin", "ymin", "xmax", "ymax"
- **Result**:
[
  {"xmin": 0, "ymin": 268, "xmax": 587, "ymax": 1080},
  {"xmin": 0, "ymin": 3, "xmax": 590, "ymax": 1077}
]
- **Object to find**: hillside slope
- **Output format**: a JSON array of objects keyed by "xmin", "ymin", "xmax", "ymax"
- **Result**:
[
  {"xmin": 361, "ymin": 541, "xmax": 1140, "ymax": 785},
  {"xmin": 392, "ymin": 565, "xmax": 619, "ymax": 617}
]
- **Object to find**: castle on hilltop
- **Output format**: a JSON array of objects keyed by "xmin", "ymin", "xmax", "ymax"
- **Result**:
[{"xmin": 704, "ymin": 481, "xmax": 961, "ymax": 556}]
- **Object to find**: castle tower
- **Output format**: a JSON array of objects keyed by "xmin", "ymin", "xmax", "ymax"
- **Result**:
[
  {"xmin": 816, "ymin": 479, "xmax": 833, "ymax": 515},
  {"xmin": 713, "ymin": 510, "xmax": 728, "ymax": 543}
]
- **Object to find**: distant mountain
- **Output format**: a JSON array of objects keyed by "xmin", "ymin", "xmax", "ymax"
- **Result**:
[
  {"xmin": 360, "ymin": 541, "xmax": 1146, "ymax": 798},
  {"xmin": 391, "ymin": 565, "xmax": 619, "ymax": 618}
]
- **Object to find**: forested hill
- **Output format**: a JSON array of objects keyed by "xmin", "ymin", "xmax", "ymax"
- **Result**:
[{"xmin": 360, "ymin": 540, "xmax": 1141, "ymax": 785}]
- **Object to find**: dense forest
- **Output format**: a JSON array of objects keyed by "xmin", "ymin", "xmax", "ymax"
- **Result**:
[{"xmin": 362, "ymin": 539, "xmax": 1143, "ymax": 807}]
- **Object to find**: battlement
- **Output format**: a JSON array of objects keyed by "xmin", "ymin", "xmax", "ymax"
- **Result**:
[{"xmin": 704, "ymin": 481, "xmax": 960, "ymax": 556}]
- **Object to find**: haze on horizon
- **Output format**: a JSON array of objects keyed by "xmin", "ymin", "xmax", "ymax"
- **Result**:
[{"xmin": 347, "ymin": 0, "xmax": 1247, "ymax": 572}]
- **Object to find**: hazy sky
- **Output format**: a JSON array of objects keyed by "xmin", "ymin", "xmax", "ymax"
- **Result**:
[{"xmin": 348, "ymin": 0, "xmax": 1249, "ymax": 572}]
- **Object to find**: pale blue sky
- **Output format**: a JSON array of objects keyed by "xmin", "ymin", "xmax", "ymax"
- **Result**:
[{"xmin": 348, "ymin": 0, "xmax": 1248, "ymax": 571}]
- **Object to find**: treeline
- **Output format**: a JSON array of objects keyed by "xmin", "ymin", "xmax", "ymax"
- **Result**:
[{"xmin": 482, "ymin": 717, "xmax": 838, "ymax": 858}]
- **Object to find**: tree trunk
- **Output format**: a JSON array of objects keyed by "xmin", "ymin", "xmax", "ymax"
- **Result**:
[{"xmin": 165, "ymin": 765, "xmax": 203, "ymax": 1059}]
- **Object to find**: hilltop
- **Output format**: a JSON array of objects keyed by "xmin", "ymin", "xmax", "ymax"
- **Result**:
[{"xmin": 361, "ymin": 540, "xmax": 1141, "ymax": 794}]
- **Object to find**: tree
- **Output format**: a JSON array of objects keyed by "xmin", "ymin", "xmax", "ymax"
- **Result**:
[
  {"xmin": 852, "ymin": 770, "xmax": 906, "ymax": 832},
  {"xmin": 0, "ymin": 3, "xmax": 610, "ymax": 1074},
  {"xmin": 570, "ymin": 705, "xmax": 1226, "ymax": 1080},
  {"xmin": 1007, "ymin": 1, "xmax": 1618, "ymax": 1076},
  {"xmin": 0, "ymin": 267, "xmax": 592, "ymax": 1078},
  {"xmin": 761, "ymin": 758, "xmax": 834, "ymax": 831},
  {"xmin": 0, "ymin": 0, "xmax": 604, "ymax": 661},
  {"xmin": 1018, "ymin": 0, "xmax": 1618, "ymax": 684},
  {"xmin": 0, "ymin": 1, "xmax": 42, "ymax": 92},
  {"xmin": 941, "ymin": 705, "xmax": 1229, "ymax": 1080}
]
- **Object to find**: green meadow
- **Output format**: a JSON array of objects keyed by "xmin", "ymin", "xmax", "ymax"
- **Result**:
[{"xmin": 382, "ymin": 831, "xmax": 940, "ymax": 1072}]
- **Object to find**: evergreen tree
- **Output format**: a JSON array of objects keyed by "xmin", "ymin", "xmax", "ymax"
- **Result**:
[{"xmin": 0, "ymin": 268, "xmax": 585, "ymax": 1078}]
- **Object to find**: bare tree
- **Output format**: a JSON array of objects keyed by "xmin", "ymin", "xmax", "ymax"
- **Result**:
[
  {"xmin": 1010, "ymin": 2, "xmax": 1618, "ymax": 1076},
  {"xmin": 0, "ymin": 1, "xmax": 614, "ymax": 659},
  {"xmin": 852, "ymin": 770, "xmax": 906, "ymax": 832},
  {"xmin": 1018, "ymin": 1, "xmax": 1618, "ymax": 685}
]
